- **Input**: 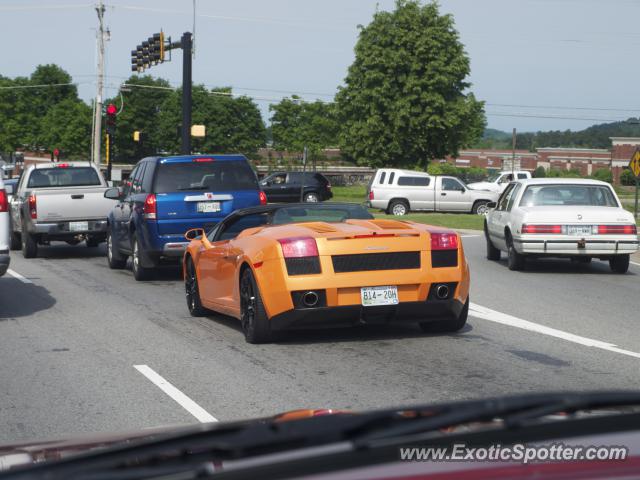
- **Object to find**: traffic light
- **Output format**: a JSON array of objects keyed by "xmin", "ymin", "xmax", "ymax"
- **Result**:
[
  {"xmin": 131, "ymin": 31, "xmax": 167, "ymax": 72},
  {"xmin": 106, "ymin": 103, "xmax": 117, "ymax": 135}
]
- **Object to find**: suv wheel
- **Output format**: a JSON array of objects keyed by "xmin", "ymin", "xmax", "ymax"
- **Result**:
[
  {"xmin": 388, "ymin": 199, "xmax": 409, "ymax": 216},
  {"xmin": 106, "ymin": 229, "xmax": 126, "ymax": 269},
  {"xmin": 304, "ymin": 192, "xmax": 319, "ymax": 203},
  {"xmin": 132, "ymin": 234, "xmax": 153, "ymax": 281}
]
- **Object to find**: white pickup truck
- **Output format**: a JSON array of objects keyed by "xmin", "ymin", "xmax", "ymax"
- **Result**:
[
  {"xmin": 9, "ymin": 162, "xmax": 116, "ymax": 258},
  {"xmin": 467, "ymin": 170, "xmax": 532, "ymax": 193},
  {"xmin": 367, "ymin": 169, "xmax": 499, "ymax": 215}
]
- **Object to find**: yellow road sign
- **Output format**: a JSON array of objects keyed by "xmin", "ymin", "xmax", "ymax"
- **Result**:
[{"xmin": 630, "ymin": 149, "xmax": 640, "ymax": 177}]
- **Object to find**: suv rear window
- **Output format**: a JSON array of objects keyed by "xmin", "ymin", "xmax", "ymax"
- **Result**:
[
  {"xmin": 28, "ymin": 167, "xmax": 101, "ymax": 188},
  {"xmin": 153, "ymin": 160, "xmax": 258, "ymax": 194}
]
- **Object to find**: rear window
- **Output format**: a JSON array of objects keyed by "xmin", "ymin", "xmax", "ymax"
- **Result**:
[
  {"xmin": 153, "ymin": 160, "xmax": 258, "ymax": 194},
  {"xmin": 519, "ymin": 184, "xmax": 619, "ymax": 207},
  {"xmin": 28, "ymin": 167, "xmax": 101, "ymax": 188},
  {"xmin": 397, "ymin": 176, "xmax": 430, "ymax": 186}
]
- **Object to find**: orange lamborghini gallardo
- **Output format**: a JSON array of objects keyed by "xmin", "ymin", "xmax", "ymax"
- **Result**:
[{"xmin": 183, "ymin": 203, "xmax": 470, "ymax": 343}]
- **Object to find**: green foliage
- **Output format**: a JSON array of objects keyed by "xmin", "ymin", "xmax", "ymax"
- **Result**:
[
  {"xmin": 591, "ymin": 168, "xmax": 613, "ymax": 183},
  {"xmin": 427, "ymin": 162, "xmax": 487, "ymax": 183},
  {"xmin": 547, "ymin": 168, "xmax": 582, "ymax": 178},
  {"xmin": 621, "ymin": 169, "xmax": 637, "ymax": 186},
  {"xmin": 533, "ymin": 166, "xmax": 546, "ymax": 178},
  {"xmin": 40, "ymin": 99, "xmax": 93, "ymax": 158},
  {"xmin": 335, "ymin": 0, "xmax": 485, "ymax": 170},
  {"xmin": 269, "ymin": 97, "xmax": 339, "ymax": 158},
  {"xmin": 155, "ymin": 86, "xmax": 266, "ymax": 160}
]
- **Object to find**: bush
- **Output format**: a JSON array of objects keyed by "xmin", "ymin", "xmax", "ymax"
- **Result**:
[
  {"xmin": 621, "ymin": 169, "xmax": 637, "ymax": 186},
  {"xmin": 592, "ymin": 168, "xmax": 612, "ymax": 183},
  {"xmin": 533, "ymin": 166, "xmax": 546, "ymax": 178},
  {"xmin": 547, "ymin": 168, "xmax": 582, "ymax": 178}
]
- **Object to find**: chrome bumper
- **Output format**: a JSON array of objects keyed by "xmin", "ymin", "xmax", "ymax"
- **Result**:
[
  {"xmin": 162, "ymin": 242, "xmax": 189, "ymax": 256},
  {"xmin": 515, "ymin": 237, "xmax": 639, "ymax": 256},
  {"xmin": 31, "ymin": 220, "xmax": 108, "ymax": 235}
]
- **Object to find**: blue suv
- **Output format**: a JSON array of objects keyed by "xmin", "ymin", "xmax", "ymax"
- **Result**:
[{"xmin": 104, "ymin": 154, "xmax": 266, "ymax": 280}]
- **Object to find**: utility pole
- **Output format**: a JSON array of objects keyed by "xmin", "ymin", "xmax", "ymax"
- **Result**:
[
  {"xmin": 300, "ymin": 146, "xmax": 308, "ymax": 202},
  {"xmin": 92, "ymin": 1, "xmax": 107, "ymax": 165},
  {"xmin": 511, "ymin": 127, "xmax": 516, "ymax": 177}
]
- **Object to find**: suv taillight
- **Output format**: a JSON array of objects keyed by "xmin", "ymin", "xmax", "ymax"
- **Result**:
[
  {"xmin": 278, "ymin": 237, "xmax": 319, "ymax": 258},
  {"xmin": 28, "ymin": 194, "xmax": 37, "ymax": 219},
  {"xmin": 143, "ymin": 194, "xmax": 157, "ymax": 219},
  {"xmin": 430, "ymin": 232, "xmax": 459, "ymax": 250},
  {"xmin": 0, "ymin": 190, "xmax": 7, "ymax": 213},
  {"xmin": 369, "ymin": 190, "xmax": 374, "ymax": 200},
  {"xmin": 259, "ymin": 191, "xmax": 267, "ymax": 205}
]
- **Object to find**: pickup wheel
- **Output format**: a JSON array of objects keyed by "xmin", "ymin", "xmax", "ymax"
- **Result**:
[
  {"xmin": 21, "ymin": 220, "xmax": 38, "ymax": 259},
  {"xmin": 240, "ymin": 268, "xmax": 273, "ymax": 344},
  {"xmin": 609, "ymin": 254, "xmax": 630, "ymax": 274},
  {"xmin": 86, "ymin": 237, "xmax": 100, "ymax": 248},
  {"xmin": 420, "ymin": 297, "xmax": 469, "ymax": 333},
  {"xmin": 132, "ymin": 234, "xmax": 153, "ymax": 281},
  {"xmin": 388, "ymin": 199, "xmax": 409, "ymax": 216},
  {"xmin": 106, "ymin": 230, "xmax": 126, "ymax": 269},
  {"xmin": 304, "ymin": 192, "xmax": 320, "ymax": 203},
  {"xmin": 472, "ymin": 200, "xmax": 490, "ymax": 215}
]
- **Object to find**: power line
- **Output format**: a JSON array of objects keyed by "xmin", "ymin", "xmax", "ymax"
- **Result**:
[
  {"xmin": 486, "ymin": 112, "xmax": 632, "ymax": 122},
  {"xmin": 487, "ymin": 103, "xmax": 640, "ymax": 113},
  {"xmin": 0, "ymin": 3, "xmax": 91, "ymax": 11},
  {"xmin": 0, "ymin": 82, "xmax": 84, "ymax": 90}
]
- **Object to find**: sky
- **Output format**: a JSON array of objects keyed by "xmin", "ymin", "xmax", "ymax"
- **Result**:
[{"xmin": 1, "ymin": 0, "xmax": 640, "ymax": 133}]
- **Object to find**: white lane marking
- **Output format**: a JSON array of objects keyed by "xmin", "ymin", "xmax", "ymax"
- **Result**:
[
  {"xmin": 631, "ymin": 261, "xmax": 640, "ymax": 267},
  {"xmin": 469, "ymin": 303, "xmax": 640, "ymax": 360},
  {"xmin": 6, "ymin": 269, "xmax": 33, "ymax": 284},
  {"xmin": 134, "ymin": 364, "xmax": 218, "ymax": 423}
]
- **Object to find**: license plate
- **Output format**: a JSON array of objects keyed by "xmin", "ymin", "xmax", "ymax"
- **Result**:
[
  {"xmin": 197, "ymin": 202, "xmax": 221, "ymax": 213},
  {"xmin": 361, "ymin": 286, "xmax": 399, "ymax": 307},
  {"xmin": 566, "ymin": 225, "xmax": 593, "ymax": 236},
  {"xmin": 69, "ymin": 221, "xmax": 88, "ymax": 232}
]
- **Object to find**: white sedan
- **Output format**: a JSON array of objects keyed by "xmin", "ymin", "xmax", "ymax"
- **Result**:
[{"xmin": 484, "ymin": 178, "xmax": 638, "ymax": 273}]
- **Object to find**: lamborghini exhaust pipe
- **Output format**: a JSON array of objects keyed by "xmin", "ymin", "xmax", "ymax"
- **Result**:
[{"xmin": 302, "ymin": 291, "xmax": 319, "ymax": 307}]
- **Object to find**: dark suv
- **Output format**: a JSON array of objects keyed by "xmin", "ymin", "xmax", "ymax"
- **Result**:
[
  {"xmin": 104, "ymin": 154, "xmax": 265, "ymax": 280},
  {"xmin": 259, "ymin": 172, "xmax": 332, "ymax": 203}
]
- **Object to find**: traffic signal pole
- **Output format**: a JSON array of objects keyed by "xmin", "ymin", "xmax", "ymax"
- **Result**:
[{"xmin": 180, "ymin": 32, "xmax": 193, "ymax": 155}]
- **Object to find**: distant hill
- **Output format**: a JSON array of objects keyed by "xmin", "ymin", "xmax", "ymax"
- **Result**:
[{"xmin": 472, "ymin": 119, "xmax": 640, "ymax": 151}]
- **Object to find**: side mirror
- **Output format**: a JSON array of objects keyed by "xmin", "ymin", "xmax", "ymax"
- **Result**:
[
  {"xmin": 487, "ymin": 201, "xmax": 497, "ymax": 209},
  {"xmin": 460, "ymin": 187, "xmax": 466, "ymax": 193},
  {"xmin": 104, "ymin": 187, "xmax": 122, "ymax": 200},
  {"xmin": 185, "ymin": 228, "xmax": 205, "ymax": 241}
]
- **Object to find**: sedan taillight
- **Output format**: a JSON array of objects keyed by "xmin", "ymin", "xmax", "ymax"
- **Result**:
[
  {"xmin": 521, "ymin": 224, "xmax": 562, "ymax": 234},
  {"xmin": 597, "ymin": 224, "xmax": 637, "ymax": 235}
]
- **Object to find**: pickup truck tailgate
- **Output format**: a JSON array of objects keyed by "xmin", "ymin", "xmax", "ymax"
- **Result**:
[{"xmin": 32, "ymin": 187, "xmax": 114, "ymax": 222}]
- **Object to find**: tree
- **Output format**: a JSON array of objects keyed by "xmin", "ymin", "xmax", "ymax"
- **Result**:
[
  {"xmin": 155, "ymin": 85, "xmax": 266, "ymax": 158},
  {"xmin": 533, "ymin": 166, "xmax": 546, "ymax": 178},
  {"xmin": 269, "ymin": 97, "xmax": 339, "ymax": 157},
  {"xmin": 40, "ymin": 99, "xmax": 93, "ymax": 158},
  {"xmin": 335, "ymin": 0, "xmax": 485, "ymax": 170},
  {"xmin": 107, "ymin": 75, "xmax": 173, "ymax": 162}
]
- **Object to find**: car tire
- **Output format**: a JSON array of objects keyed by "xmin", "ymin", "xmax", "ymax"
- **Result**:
[
  {"xmin": 388, "ymin": 199, "xmax": 409, "ymax": 216},
  {"xmin": 304, "ymin": 192, "xmax": 319, "ymax": 203},
  {"xmin": 472, "ymin": 201, "xmax": 490, "ymax": 215},
  {"xmin": 21, "ymin": 220, "xmax": 38, "ymax": 259},
  {"xmin": 485, "ymin": 226, "xmax": 501, "ymax": 261},
  {"xmin": 132, "ymin": 234, "xmax": 153, "ymax": 281},
  {"xmin": 106, "ymin": 229, "xmax": 126, "ymax": 269},
  {"xmin": 419, "ymin": 297, "xmax": 469, "ymax": 333},
  {"xmin": 86, "ymin": 236, "xmax": 100, "ymax": 248},
  {"xmin": 240, "ymin": 268, "xmax": 273, "ymax": 344},
  {"xmin": 609, "ymin": 254, "xmax": 630, "ymax": 274},
  {"xmin": 507, "ymin": 236, "xmax": 525, "ymax": 271},
  {"xmin": 185, "ymin": 257, "xmax": 208, "ymax": 317},
  {"xmin": 10, "ymin": 230, "xmax": 21, "ymax": 251}
]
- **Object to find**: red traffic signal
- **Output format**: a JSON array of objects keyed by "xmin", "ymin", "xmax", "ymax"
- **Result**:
[{"xmin": 106, "ymin": 103, "xmax": 117, "ymax": 116}]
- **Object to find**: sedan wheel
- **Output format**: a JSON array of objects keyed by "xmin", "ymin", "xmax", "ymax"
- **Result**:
[
  {"xmin": 507, "ymin": 241, "xmax": 525, "ymax": 271},
  {"xmin": 610, "ymin": 254, "xmax": 630, "ymax": 274},
  {"xmin": 185, "ymin": 259, "xmax": 207, "ymax": 316},
  {"xmin": 240, "ymin": 269, "xmax": 272, "ymax": 344}
]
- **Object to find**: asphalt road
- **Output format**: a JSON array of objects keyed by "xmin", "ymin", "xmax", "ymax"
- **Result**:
[{"xmin": 1, "ymin": 234, "xmax": 639, "ymax": 443}]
